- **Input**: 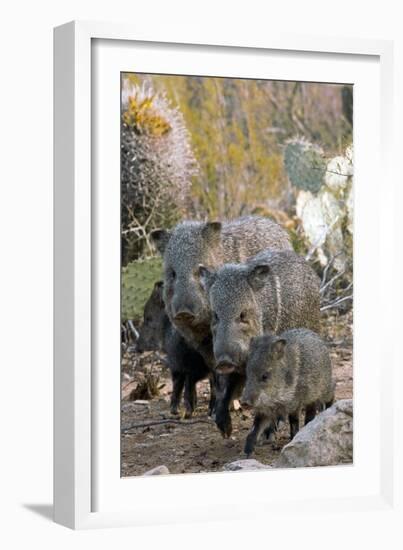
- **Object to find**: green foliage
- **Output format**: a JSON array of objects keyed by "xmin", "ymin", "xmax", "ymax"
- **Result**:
[
  {"xmin": 283, "ymin": 138, "xmax": 327, "ymax": 194},
  {"xmin": 288, "ymin": 227, "xmax": 309, "ymax": 256},
  {"xmin": 121, "ymin": 257, "xmax": 163, "ymax": 322}
]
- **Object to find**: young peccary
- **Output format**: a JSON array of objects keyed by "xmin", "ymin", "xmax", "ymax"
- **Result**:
[
  {"xmin": 136, "ymin": 281, "xmax": 214, "ymax": 418},
  {"xmin": 241, "ymin": 329, "xmax": 335, "ymax": 457},
  {"xmin": 200, "ymin": 249, "xmax": 321, "ymax": 436}
]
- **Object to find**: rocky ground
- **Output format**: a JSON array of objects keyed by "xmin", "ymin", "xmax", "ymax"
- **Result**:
[{"xmin": 121, "ymin": 310, "xmax": 353, "ymax": 477}]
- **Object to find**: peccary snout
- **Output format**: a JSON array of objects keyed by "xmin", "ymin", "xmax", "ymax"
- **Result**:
[
  {"xmin": 239, "ymin": 399, "xmax": 253, "ymax": 410},
  {"xmin": 240, "ymin": 387, "xmax": 259, "ymax": 409},
  {"xmin": 215, "ymin": 354, "xmax": 237, "ymax": 374},
  {"xmin": 214, "ymin": 339, "xmax": 248, "ymax": 373},
  {"xmin": 172, "ymin": 300, "xmax": 197, "ymax": 322}
]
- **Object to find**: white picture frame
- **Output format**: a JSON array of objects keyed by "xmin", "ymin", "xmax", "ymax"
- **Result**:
[{"xmin": 54, "ymin": 21, "xmax": 397, "ymax": 530}]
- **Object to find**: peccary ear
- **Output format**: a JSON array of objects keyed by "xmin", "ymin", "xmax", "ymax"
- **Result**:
[
  {"xmin": 247, "ymin": 264, "xmax": 271, "ymax": 291},
  {"xmin": 201, "ymin": 221, "xmax": 222, "ymax": 244},
  {"xmin": 199, "ymin": 264, "xmax": 216, "ymax": 292},
  {"xmin": 271, "ymin": 338, "xmax": 286, "ymax": 359},
  {"xmin": 153, "ymin": 281, "xmax": 164, "ymax": 304},
  {"xmin": 151, "ymin": 229, "xmax": 171, "ymax": 255}
]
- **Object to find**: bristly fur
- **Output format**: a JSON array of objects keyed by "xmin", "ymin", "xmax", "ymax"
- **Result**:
[
  {"xmin": 151, "ymin": 215, "xmax": 293, "ymax": 437},
  {"xmin": 206, "ymin": 249, "xmax": 321, "ymax": 373},
  {"xmin": 152, "ymin": 216, "xmax": 292, "ymax": 367},
  {"xmin": 136, "ymin": 282, "xmax": 214, "ymax": 418},
  {"xmin": 241, "ymin": 328, "xmax": 335, "ymax": 455}
]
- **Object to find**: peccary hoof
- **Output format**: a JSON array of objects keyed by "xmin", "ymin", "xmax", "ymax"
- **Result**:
[
  {"xmin": 183, "ymin": 409, "xmax": 193, "ymax": 419},
  {"xmin": 216, "ymin": 415, "xmax": 232, "ymax": 438},
  {"xmin": 208, "ymin": 401, "xmax": 217, "ymax": 417},
  {"xmin": 170, "ymin": 407, "xmax": 180, "ymax": 416},
  {"xmin": 244, "ymin": 435, "xmax": 256, "ymax": 457}
]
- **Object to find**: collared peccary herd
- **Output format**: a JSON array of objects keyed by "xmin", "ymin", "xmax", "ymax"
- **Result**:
[{"xmin": 137, "ymin": 215, "xmax": 335, "ymax": 457}]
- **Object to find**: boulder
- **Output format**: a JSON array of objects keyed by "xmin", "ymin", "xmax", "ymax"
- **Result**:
[
  {"xmin": 275, "ymin": 399, "xmax": 353, "ymax": 468},
  {"xmin": 223, "ymin": 459, "xmax": 271, "ymax": 472}
]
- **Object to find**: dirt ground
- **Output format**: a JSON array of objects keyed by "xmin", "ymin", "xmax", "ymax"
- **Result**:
[{"xmin": 121, "ymin": 311, "xmax": 353, "ymax": 477}]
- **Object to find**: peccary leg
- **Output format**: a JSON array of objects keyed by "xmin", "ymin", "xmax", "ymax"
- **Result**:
[
  {"xmin": 244, "ymin": 414, "xmax": 272, "ymax": 457},
  {"xmin": 262, "ymin": 425, "xmax": 275, "ymax": 442},
  {"xmin": 214, "ymin": 372, "xmax": 244, "ymax": 438},
  {"xmin": 325, "ymin": 383, "xmax": 336, "ymax": 409},
  {"xmin": 183, "ymin": 376, "xmax": 197, "ymax": 419},
  {"xmin": 305, "ymin": 403, "xmax": 317, "ymax": 425},
  {"xmin": 325, "ymin": 398, "xmax": 334, "ymax": 409},
  {"xmin": 262, "ymin": 414, "xmax": 284, "ymax": 442},
  {"xmin": 289, "ymin": 412, "xmax": 300, "ymax": 439},
  {"xmin": 170, "ymin": 371, "xmax": 185, "ymax": 416},
  {"xmin": 208, "ymin": 374, "xmax": 217, "ymax": 417}
]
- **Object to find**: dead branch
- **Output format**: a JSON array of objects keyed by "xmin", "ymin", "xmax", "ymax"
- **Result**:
[
  {"xmin": 320, "ymin": 294, "xmax": 353, "ymax": 312},
  {"xmin": 321, "ymin": 259, "xmax": 332, "ymax": 287},
  {"xmin": 127, "ymin": 320, "xmax": 139, "ymax": 341},
  {"xmin": 320, "ymin": 268, "xmax": 346, "ymax": 295},
  {"xmin": 122, "ymin": 418, "xmax": 214, "ymax": 432},
  {"xmin": 305, "ymin": 225, "xmax": 328, "ymax": 261},
  {"xmin": 122, "ymin": 378, "xmax": 136, "ymax": 391},
  {"xmin": 305, "ymin": 218, "xmax": 339, "ymax": 263}
]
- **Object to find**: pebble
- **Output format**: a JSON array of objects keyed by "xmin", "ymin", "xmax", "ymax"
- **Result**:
[{"xmin": 143, "ymin": 465, "xmax": 170, "ymax": 476}]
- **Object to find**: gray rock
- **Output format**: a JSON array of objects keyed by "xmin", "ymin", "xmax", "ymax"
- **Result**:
[
  {"xmin": 143, "ymin": 465, "xmax": 170, "ymax": 476},
  {"xmin": 223, "ymin": 459, "xmax": 271, "ymax": 472},
  {"xmin": 275, "ymin": 399, "xmax": 353, "ymax": 468}
]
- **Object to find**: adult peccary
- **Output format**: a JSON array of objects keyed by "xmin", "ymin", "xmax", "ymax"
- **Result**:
[
  {"xmin": 136, "ymin": 281, "xmax": 214, "ymax": 418},
  {"xmin": 151, "ymin": 216, "xmax": 292, "ymax": 368},
  {"xmin": 241, "ymin": 329, "xmax": 335, "ymax": 456},
  {"xmin": 200, "ymin": 249, "xmax": 320, "ymax": 436}
]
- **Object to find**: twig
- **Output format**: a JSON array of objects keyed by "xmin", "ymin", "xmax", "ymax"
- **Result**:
[
  {"xmin": 305, "ymin": 218, "xmax": 340, "ymax": 263},
  {"xmin": 122, "ymin": 378, "xmax": 135, "ymax": 391},
  {"xmin": 154, "ymin": 352, "xmax": 169, "ymax": 367},
  {"xmin": 310, "ymin": 166, "xmax": 352, "ymax": 177},
  {"xmin": 320, "ymin": 268, "xmax": 346, "ymax": 295},
  {"xmin": 122, "ymin": 418, "xmax": 214, "ymax": 432},
  {"xmin": 320, "ymin": 256, "xmax": 334, "ymax": 287},
  {"xmin": 320, "ymin": 295, "xmax": 353, "ymax": 312},
  {"xmin": 327, "ymin": 338, "xmax": 353, "ymax": 348},
  {"xmin": 305, "ymin": 225, "xmax": 328, "ymax": 261},
  {"xmin": 127, "ymin": 320, "xmax": 139, "ymax": 341}
]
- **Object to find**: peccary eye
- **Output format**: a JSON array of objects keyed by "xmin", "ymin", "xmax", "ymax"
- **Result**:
[
  {"xmin": 240, "ymin": 311, "xmax": 248, "ymax": 323},
  {"xmin": 213, "ymin": 312, "xmax": 219, "ymax": 323},
  {"xmin": 261, "ymin": 372, "xmax": 270, "ymax": 382},
  {"xmin": 170, "ymin": 269, "xmax": 176, "ymax": 280}
]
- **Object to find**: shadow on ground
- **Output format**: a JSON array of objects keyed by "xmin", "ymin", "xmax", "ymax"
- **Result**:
[{"xmin": 23, "ymin": 504, "xmax": 53, "ymax": 522}]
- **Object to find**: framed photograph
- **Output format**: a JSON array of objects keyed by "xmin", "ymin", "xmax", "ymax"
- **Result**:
[{"xmin": 54, "ymin": 21, "xmax": 396, "ymax": 529}]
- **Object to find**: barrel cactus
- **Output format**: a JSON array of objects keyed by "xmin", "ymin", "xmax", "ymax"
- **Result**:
[
  {"xmin": 121, "ymin": 257, "xmax": 163, "ymax": 323},
  {"xmin": 284, "ymin": 138, "xmax": 327, "ymax": 194},
  {"xmin": 121, "ymin": 80, "xmax": 198, "ymax": 265}
]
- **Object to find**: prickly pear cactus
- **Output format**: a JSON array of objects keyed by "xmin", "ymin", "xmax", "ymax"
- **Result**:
[
  {"xmin": 121, "ymin": 257, "xmax": 163, "ymax": 322},
  {"xmin": 295, "ymin": 144, "xmax": 353, "ymax": 271},
  {"xmin": 284, "ymin": 138, "xmax": 327, "ymax": 194}
]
